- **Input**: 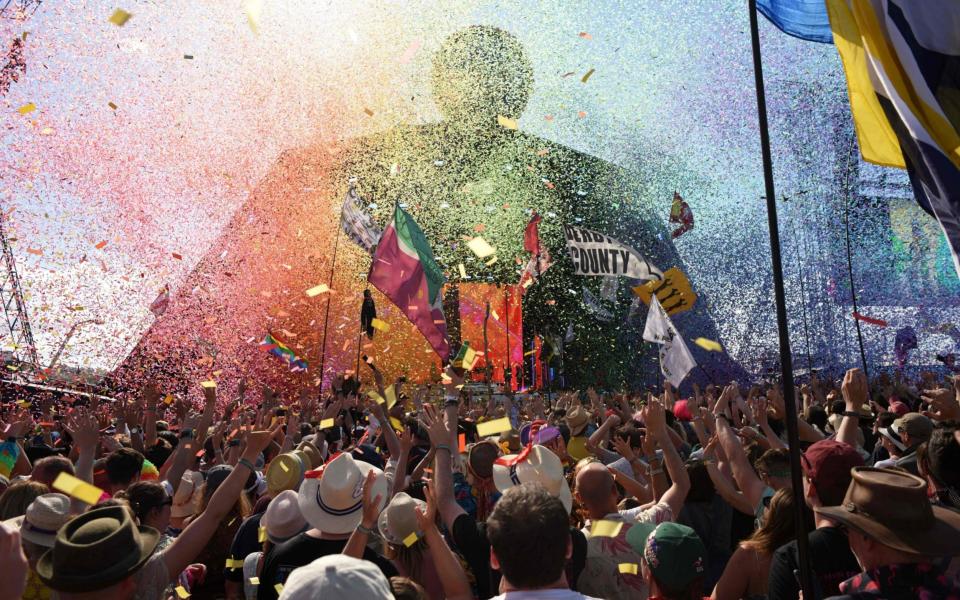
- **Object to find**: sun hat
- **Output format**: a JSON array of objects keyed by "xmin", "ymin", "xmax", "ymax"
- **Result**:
[
  {"xmin": 262, "ymin": 490, "xmax": 308, "ymax": 544},
  {"xmin": 278, "ymin": 554, "xmax": 392, "ymax": 600},
  {"xmin": 297, "ymin": 441, "xmax": 323, "ymax": 469},
  {"xmin": 626, "ymin": 521, "xmax": 706, "ymax": 592},
  {"xmin": 171, "ymin": 470, "xmax": 203, "ymax": 519},
  {"xmin": 879, "ymin": 426, "xmax": 908, "ymax": 452},
  {"xmin": 16, "ymin": 493, "xmax": 71, "ymax": 547},
  {"xmin": 266, "ymin": 452, "xmax": 307, "ymax": 493},
  {"xmin": 36, "ymin": 505, "xmax": 161, "ymax": 592},
  {"xmin": 467, "ymin": 440, "xmax": 501, "ymax": 479},
  {"xmin": 565, "ymin": 406, "xmax": 591, "ymax": 436},
  {"xmin": 894, "ymin": 413, "xmax": 933, "ymax": 444},
  {"xmin": 377, "ymin": 492, "xmax": 427, "ymax": 546},
  {"xmin": 519, "ymin": 420, "xmax": 546, "ymax": 446},
  {"xmin": 492, "ymin": 444, "xmax": 573, "ymax": 513},
  {"xmin": 800, "ymin": 440, "xmax": 864, "ymax": 503},
  {"xmin": 817, "ymin": 467, "xmax": 960, "ymax": 556},
  {"xmin": 298, "ymin": 453, "xmax": 388, "ymax": 535}
]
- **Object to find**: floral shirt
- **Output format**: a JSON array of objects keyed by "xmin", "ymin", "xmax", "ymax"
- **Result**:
[
  {"xmin": 578, "ymin": 502, "xmax": 673, "ymax": 600},
  {"xmin": 831, "ymin": 562, "xmax": 960, "ymax": 600},
  {"xmin": 453, "ymin": 471, "xmax": 501, "ymax": 521}
]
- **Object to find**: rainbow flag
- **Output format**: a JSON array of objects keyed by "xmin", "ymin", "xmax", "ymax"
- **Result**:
[{"xmin": 259, "ymin": 333, "xmax": 309, "ymax": 371}]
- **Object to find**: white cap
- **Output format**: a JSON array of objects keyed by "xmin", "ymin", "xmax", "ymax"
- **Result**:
[{"xmin": 279, "ymin": 554, "xmax": 392, "ymax": 600}]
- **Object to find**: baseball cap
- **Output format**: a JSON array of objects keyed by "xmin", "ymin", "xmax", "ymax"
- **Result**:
[
  {"xmin": 801, "ymin": 440, "xmax": 864, "ymax": 504},
  {"xmin": 278, "ymin": 554, "xmax": 392, "ymax": 600},
  {"xmin": 626, "ymin": 522, "xmax": 706, "ymax": 592},
  {"xmin": 894, "ymin": 413, "xmax": 933, "ymax": 444}
]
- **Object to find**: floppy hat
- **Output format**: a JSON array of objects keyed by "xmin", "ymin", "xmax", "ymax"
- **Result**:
[
  {"xmin": 817, "ymin": 467, "xmax": 960, "ymax": 557},
  {"xmin": 492, "ymin": 444, "xmax": 572, "ymax": 513},
  {"xmin": 171, "ymin": 470, "xmax": 203, "ymax": 519},
  {"xmin": 262, "ymin": 490, "xmax": 307, "ymax": 544},
  {"xmin": 626, "ymin": 521, "xmax": 706, "ymax": 592},
  {"xmin": 377, "ymin": 492, "xmax": 427, "ymax": 546},
  {"xmin": 278, "ymin": 554, "xmax": 392, "ymax": 600},
  {"xmin": 36, "ymin": 505, "xmax": 160, "ymax": 592},
  {"xmin": 298, "ymin": 453, "xmax": 388, "ymax": 534},
  {"xmin": 18, "ymin": 493, "xmax": 71, "ymax": 547},
  {"xmin": 266, "ymin": 452, "xmax": 307, "ymax": 493},
  {"xmin": 565, "ymin": 406, "xmax": 591, "ymax": 436}
]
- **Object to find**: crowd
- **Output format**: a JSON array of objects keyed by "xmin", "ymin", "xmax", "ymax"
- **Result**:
[{"xmin": 0, "ymin": 362, "xmax": 958, "ymax": 600}]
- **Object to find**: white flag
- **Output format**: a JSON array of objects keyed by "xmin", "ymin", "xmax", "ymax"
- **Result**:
[
  {"xmin": 563, "ymin": 224, "xmax": 663, "ymax": 282},
  {"xmin": 643, "ymin": 295, "xmax": 696, "ymax": 387}
]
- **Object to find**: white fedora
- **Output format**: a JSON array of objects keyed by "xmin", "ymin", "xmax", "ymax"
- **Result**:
[
  {"xmin": 377, "ymin": 492, "xmax": 427, "ymax": 546},
  {"xmin": 492, "ymin": 444, "xmax": 573, "ymax": 513},
  {"xmin": 298, "ymin": 453, "xmax": 388, "ymax": 534},
  {"xmin": 7, "ymin": 493, "xmax": 71, "ymax": 547}
]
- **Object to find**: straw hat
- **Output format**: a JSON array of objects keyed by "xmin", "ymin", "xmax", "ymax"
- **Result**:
[
  {"xmin": 262, "ymin": 490, "xmax": 308, "ymax": 544},
  {"xmin": 817, "ymin": 467, "xmax": 960, "ymax": 556},
  {"xmin": 565, "ymin": 406, "xmax": 591, "ymax": 436},
  {"xmin": 492, "ymin": 444, "xmax": 573, "ymax": 513},
  {"xmin": 298, "ymin": 453, "xmax": 387, "ymax": 535},
  {"xmin": 377, "ymin": 492, "xmax": 427, "ymax": 546},
  {"xmin": 267, "ymin": 452, "xmax": 307, "ymax": 494},
  {"xmin": 171, "ymin": 471, "xmax": 203, "ymax": 519},
  {"xmin": 7, "ymin": 493, "xmax": 71, "ymax": 547},
  {"xmin": 297, "ymin": 441, "xmax": 323, "ymax": 470}
]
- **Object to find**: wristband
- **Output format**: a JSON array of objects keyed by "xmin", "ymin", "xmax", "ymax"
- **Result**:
[
  {"xmin": 356, "ymin": 523, "xmax": 377, "ymax": 536},
  {"xmin": 237, "ymin": 457, "xmax": 256, "ymax": 472},
  {"xmin": 841, "ymin": 411, "xmax": 861, "ymax": 418},
  {"xmin": 435, "ymin": 444, "xmax": 452, "ymax": 453},
  {"xmin": 649, "ymin": 467, "xmax": 664, "ymax": 476}
]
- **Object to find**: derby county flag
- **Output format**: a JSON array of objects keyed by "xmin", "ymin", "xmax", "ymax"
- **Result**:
[
  {"xmin": 564, "ymin": 225, "xmax": 662, "ymax": 282},
  {"xmin": 643, "ymin": 295, "xmax": 696, "ymax": 387}
]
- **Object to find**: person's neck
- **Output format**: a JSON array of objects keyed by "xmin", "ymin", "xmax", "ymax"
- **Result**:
[
  {"xmin": 589, "ymin": 504, "xmax": 619, "ymax": 521},
  {"xmin": 501, "ymin": 574, "xmax": 569, "ymax": 594},
  {"xmin": 306, "ymin": 528, "xmax": 349, "ymax": 541}
]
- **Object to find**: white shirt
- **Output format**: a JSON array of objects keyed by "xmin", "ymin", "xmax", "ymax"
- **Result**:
[{"xmin": 491, "ymin": 590, "xmax": 603, "ymax": 600}]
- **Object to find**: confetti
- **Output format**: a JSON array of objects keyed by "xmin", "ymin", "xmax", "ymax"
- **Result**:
[
  {"xmin": 579, "ymin": 31, "xmax": 592, "ymax": 39},
  {"xmin": 398, "ymin": 39, "xmax": 422, "ymax": 64},
  {"xmin": 402, "ymin": 531, "xmax": 419, "ymax": 547},
  {"xmin": 200, "ymin": 380, "xmax": 217, "ymax": 388},
  {"xmin": 458, "ymin": 263, "xmax": 467, "ymax": 279},
  {"xmin": 174, "ymin": 586, "xmax": 190, "ymax": 599},
  {"xmin": 274, "ymin": 584, "xmax": 283, "ymax": 595},
  {"xmin": 619, "ymin": 563, "xmax": 638, "ymax": 575},
  {"xmin": 370, "ymin": 318, "xmax": 391, "ymax": 332},
  {"xmin": 363, "ymin": 107, "xmax": 375, "ymax": 117},
  {"xmin": 466, "ymin": 237, "xmax": 496, "ymax": 258},
  {"xmin": 258, "ymin": 526, "xmax": 267, "ymax": 543},
  {"xmin": 17, "ymin": 103, "xmax": 35, "ymax": 115},
  {"xmin": 484, "ymin": 256, "xmax": 498, "ymax": 266},
  {"xmin": 497, "ymin": 115, "xmax": 518, "ymax": 130},
  {"xmin": 95, "ymin": 240, "xmax": 108, "ymax": 250},
  {"xmin": 243, "ymin": 0, "xmax": 262, "ymax": 34},
  {"xmin": 53, "ymin": 472, "xmax": 105, "ymax": 505},
  {"xmin": 305, "ymin": 284, "xmax": 330, "ymax": 297},
  {"xmin": 476, "ymin": 417, "xmax": 512, "ymax": 437},
  {"xmin": 249, "ymin": 577, "xmax": 260, "ymax": 585},
  {"xmin": 694, "ymin": 338, "xmax": 723, "ymax": 352},
  {"xmin": 184, "ymin": 54, "xmax": 194, "ymax": 59},
  {"xmin": 318, "ymin": 418, "xmax": 335, "ymax": 429},
  {"xmin": 108, "ymin": 9, "xmax": 132, "ymax": 26},
  {"xmin": 581, "ymin": 68, "xmax": 595, "ymax": 83},
  {"xmin": 591, "ymin": 520, "xmax": 623, "ymax": 537}
]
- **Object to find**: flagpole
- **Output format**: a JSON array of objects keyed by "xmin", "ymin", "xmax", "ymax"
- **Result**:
[
  {"xmin": 747, "ymin": 3, "xmax": 815, "ymax": 598},
  {"xmin": 318, "ymin": 204, "xmax": 344, "ymax": 393},
  {"xmin": 841, "ymin": 134, "xmax": 870, "ymax": 377}
]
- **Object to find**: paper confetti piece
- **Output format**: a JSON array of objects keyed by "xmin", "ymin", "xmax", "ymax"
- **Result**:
[
  {"xmin": 458, "ymin": 433, "xmax": 466, "ymax": 453},
  {"xmin": 53, "ymin": 472, "xmax": 105, "ymax": 505},
  {"xmin": 200, "ymin": 380, "xmax": 216, "ymax": 389},
  {"xmin": 581, "ymin": 68, "xmax": 595, "ymax": 83},
  {"xmin": 174, "ymin": 586, "xmax": 190, "ymax": 599},
  {"xmin": 274, "ymin": 584, "xmax": 283, "ymax": 595},
  {"xmin": 402, "ymin": 531, "xmax": 419, "ymax": 547},
  {"xmin": 243, "ymin": 0, "xmax": 262, "ymax": 34},
  {"xmin": 578, "ymin": 111, "xmax": 587, "ymax": 118},
  {"xmin": 458, "ymin": 263, "xmax": 467, "ymax": 279},
  {"xmin": 258, "ymin": 526, "xmax": 267, "ymax": 543},
  {"xmin": 619, "ymin": 563, "xmax": 638, "ymax": 575},
  {"xmin": 390, "ymin": 416, "xmax": 403, "ymax": 432},
  {"xmin": 26, "ymin": 248, "xmax": 43, "ymax": 256},
  {"xmin": 108, "ymin": 9, "xmax": 132, "ymax": 26},
  {"xmin": 467, "ymin": 237, "xmax": 496, "ymax": 259},
  {"xmin": 694, "ymin": 338, "xmax": 723, "ymax": 352},
  {"xmin": 591, "ymin": 520, "xmax": 623, "ymax": 538},
  {"xmin": 363, "ymin": 107, "xmax": 374, "ymax": 117},
  {"xmin": 497, "ymin": 115, "xmax": 518, "ymax": 130},
  {"xmin": 319, "ymin": 418, "xmax": 335, "ymax": 429},
  {"xmin": 476, "ymin": 417, "xmax": 512, "ymax": 438},
  {"xmin": 305, "ymin": 284, "xmax": 330, "ymax": 297},
  {"xmin": 399, "ymin": 39, "xmax": 422, "ymax": 64},
  {"xmin": 225, "ymin": 558, "xmax": 244, "ymax": 568},
  {"xmin": 184, "ymin": 54, "xmax": 194, "ymax": 59},
  {"xmin": 249, "ymin": 577, "xmax": 260, "ymax": 585},
  {"xmin": 579, "ymin": 31, "xmax": 592, "ymax": 39},
  {"xmin": 108, "ymin": 101, "xmax": 118, "ymax": 110},
  {"xmin": 95, "ymin": 240, "xmax": 108, "ymax": 250},
  {"xmin": 852, "ymin": 312, "xmax": 888, "ymax": 327},
  {"xmin": 163, "ymin": 393, "xmax": 174, "ymax": 405},
  {"xmin": 17, "ymin": 103, "xmax": 35, "ymax": 115},
  {"xmin": 370, "ymin": 318, "xmax": 390, "ymax": 332},
  {"xmin": 485, "ymin": 256, "xmax": 498, "ymax": 266}
]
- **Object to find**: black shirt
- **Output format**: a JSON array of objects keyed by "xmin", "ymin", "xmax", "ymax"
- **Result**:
[
  {"xmin": 256, "ymin": 532, "xmax": 398, "ymax": 600},
  {"xmin": 450, "ymin": 513, "xmax": 587, "ymax": 599},
  {"xmin": 225, "ymin": 512, "xmax": 263, "ymax": 582},
  {"xmin": 768, "ymin": 526, "xmax": 862, "ymax": 600}
]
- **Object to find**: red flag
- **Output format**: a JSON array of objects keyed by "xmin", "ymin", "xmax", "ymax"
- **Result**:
[
  {"xmin": 853, "ymin": 312, "xmax": 888, "ymax": 327},
  {"xmin": 524, "ymin": 212, "xmax": 542, "ymax": 254},
  {"xmin": 149, "ymin": 285, "xmax": 170, "ymax": 317}
]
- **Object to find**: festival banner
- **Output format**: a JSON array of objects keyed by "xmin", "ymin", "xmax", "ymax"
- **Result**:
[
  {"xmin": 632, "ymin": 267, "xmax": 697, "ymax": 317},
  {"xmin": 368, "ymin": 205, "xmax": 450, "ymax": 361},
  {"xmin": 340, "ymin": 184, "xmax": 382, "ymax": 254},
  {"xmin": 643, "ymin": 295, "xmax": 696, "ymax": 387},
  {"xmin": 563, "ymin": 225, "xmax": 662, "ymax": 281},
  {"xmin": 582, "ymin": 287, "xmax": 614, "ymax": 321}
]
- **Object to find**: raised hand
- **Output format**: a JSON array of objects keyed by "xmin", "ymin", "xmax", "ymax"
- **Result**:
[
  {"xmin": 419, "ymin": 403, "xmax": 448, "ymax": 449},
  {"xmin": 65, "ymin": 410, "xmax": 100, "ymax": 452},
  {"xmin": 415, "ymin": 480, "xmax": 439, "ymax": 531},
  {"xmin": 841, "ymin": 368, "xmax": 868, "ymax": 412},
  {"xmin": 360, "ymin": 470, "xmax": 383, "ymax": 529},
  {"xmin": 612, "ymin": 434, "xmax": 636, "ymax": 462},
  {"xmin": 0, "ymin": 521, "xmax": 28, "ymax": 600},
  {"xmin": 243, "ymin": 422, "xmax": 283, "ymax": 458},
  {"xmin": 399, "ymin": 426, "xmax": 415, "ymax": 455}
]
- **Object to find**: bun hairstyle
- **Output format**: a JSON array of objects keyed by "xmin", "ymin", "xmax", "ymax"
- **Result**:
[{"xmin": 116, "ymin": 481, "xmax": 168, "ymax": 522}]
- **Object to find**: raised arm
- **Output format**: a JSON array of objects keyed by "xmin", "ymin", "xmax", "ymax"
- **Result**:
[
  {"xmin": 837, "ymin": 368, "xmax": 866, "ymax": 449},
  {"xmin": 714, "ymin": 385, "xmax": 766, "ymax": 508},
  {"xmin": 645, "ymin": 399, "xmax": 690, "ymax": 518},
  {"xmin": 417, "ymin": 482, "xmax": 472, "ymax": 600},
  {"xmin": 143, "ymin": 384, "xmax": 159, "ymax": 447},
  {"xmin": 421, "ymin": 402, "xmax": 465, "ymax": 530}
]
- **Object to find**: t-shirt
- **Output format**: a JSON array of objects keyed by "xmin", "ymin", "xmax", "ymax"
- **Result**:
[
  {"xmin": 256, "ymin": 532, "xmax": 397, "ymax": 600},
  {"xmin": 225, "ymin": 512, "xmax": 264, "ymax": 582},
  {"xmin": 490, "ymin": 590, "xmax": 603, "ymax": 600},
  {"xmin": 132, "ymin": 551, "xmax": 173, "ymax": 600},
  {"xmin": 578, "ymin": 502, "xmax": 673, "ymax": 600},
  {"xmin": 767, "ymin": 526, "xmax": 862, "ymax": 600},
  {"xmin": 451, "ymin": 513, "xmax": 588, "ymax": 600}
]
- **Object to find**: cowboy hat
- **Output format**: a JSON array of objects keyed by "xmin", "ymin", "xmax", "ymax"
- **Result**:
[
  {"xmin": 36, "ymin": 505, "xmax": 161, "ymax": 592},
  {"xmin": 298, "ymin": 453, "xmax": 388, "ymax": 535},
  {"xmin": 817, "ymin": 467, "xmax": 960, "ymax": 557},
  {"xmin": 492, "ymin": 444, "xmax": 573, "ymax": 513},
  {"xmin": 377, "ymin": 492, "xmax": 427, "ymax": 546},
  {"xmin": 565, "ymin": 406, "xmax": 591, "ymax": 436}
]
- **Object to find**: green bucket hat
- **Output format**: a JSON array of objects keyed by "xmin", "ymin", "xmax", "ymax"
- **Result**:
[
  {"xmin": 625, "ymin": 521, "xmax": 706, "ymax": 593},
  {"xmin": 36, "ymin": 505, "xmax": 160, "ymax": 592}
]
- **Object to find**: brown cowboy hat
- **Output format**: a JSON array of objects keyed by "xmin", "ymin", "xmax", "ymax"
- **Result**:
[
  {"xmin": 37, "ymin": 505, "xmax": 160, "ymax": 592},
  {"xmin": 817, "ymin": 467, "xmax": 960, "ymax": 557}
]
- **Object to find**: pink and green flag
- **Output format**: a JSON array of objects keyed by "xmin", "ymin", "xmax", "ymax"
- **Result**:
[{"xmin": 368, "ymin": 205, "xmax": 450, "ymax": 360}]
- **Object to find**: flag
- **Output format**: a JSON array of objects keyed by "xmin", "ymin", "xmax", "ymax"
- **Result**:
[
  {"xmin": 643, "ymin": 295, "xmax": 696, "ymax": 387},
  {"xmin": 259, "ymin": 333, "xmax": 309, "ymax": 371},
  {"xmin": 564, "ymin": 224, "xmax": 662, "ymax": 281},
  {"xmin": 368, "ymin": 205, "xmax": 450, "ymax": 360},
  {"xmin": 518, "ymin": 247, "xmax": 552, "ymax": 292},
  {"xmin": 827, "ymin": 1, "xmax": 960, "ymax": 277},
  {"xmin": 582, "ymin": 287, "xmax": 614, "ymax": 321},
  {"xmin": 669, "ymin": 192, "xmax": 694, "ymax": 239},
  {"xmin": 756, "ymin": 0, "xmax": 834, "ymax": 43},
  {"xmin": 149, "ymin": 285, "xmax": 170, "ymax": 317},
  {"xmin": 341, "ymin": 184, "xmax": 382, "ymax": 253},
  {"xmin": 524, "ymin": 212, "xmax": 542, "ymax": 254},
  {"xmin": 533, "ymin": 335, "xmax": 544, "ymax": 389}
]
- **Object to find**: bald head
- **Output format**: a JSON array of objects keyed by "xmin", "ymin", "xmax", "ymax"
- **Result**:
[{"xmin": 575, "ymin": 462, "xmax": 618, "ymax": 517}]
